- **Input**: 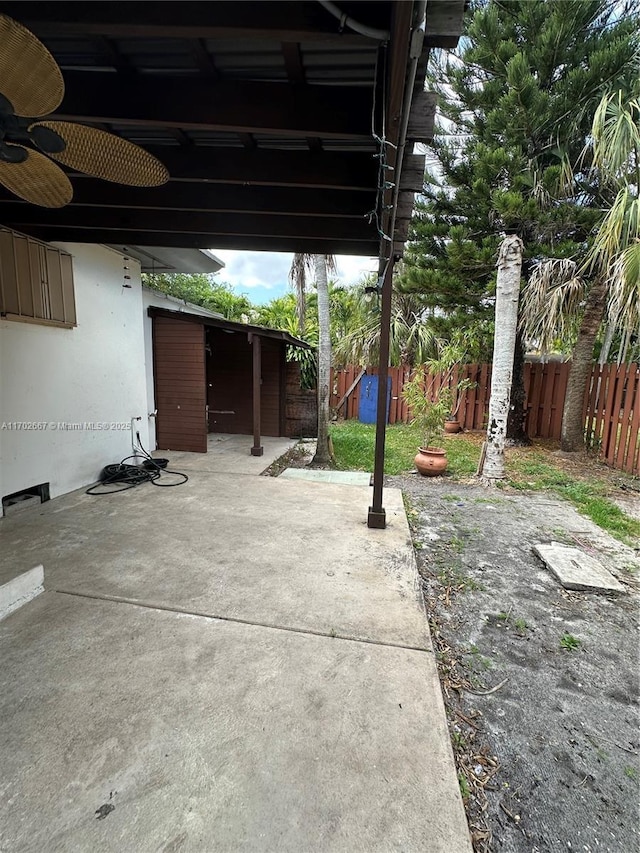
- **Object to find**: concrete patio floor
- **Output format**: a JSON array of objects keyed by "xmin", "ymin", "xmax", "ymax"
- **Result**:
[
  {"xmin": 0, "ymin": 447, "xmax": 471, "ymax": 852},
  {"xmin": 156, "ymin": 432, "xmax": 298, "ymax": 476}
]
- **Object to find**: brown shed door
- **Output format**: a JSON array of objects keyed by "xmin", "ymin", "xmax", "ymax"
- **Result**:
[
  {"xmin": 260, "ymin": 338, "xmax": 284, "ymax": 436},
  {"xmin": 207, "ymin": 328, "xmax": 253, "ymax": 434},
  {"xmin": 154, "ymin": 317, "xmax": 207, "ymax": 452}
]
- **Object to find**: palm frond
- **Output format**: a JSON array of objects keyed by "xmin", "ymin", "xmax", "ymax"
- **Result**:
[
  {"xmin": 591, "ymin": 90, "xmax": 640, "ymax": 178},
  {"xmin": 289, "ymin": 252, "xmax": 314, "ymax": 336},
  {"xmin": 606, "ymin": 241, "xmax": 640, "ymax": 348},
  {"xmin": 324, "ymin": 254, "xmax": 338, "ymax": 276},
  {"xmin": 586, "ymin": 189, "xmax": 640, "ymax": 274},
  {"xmin": 521, "ymin": 259, "xmax": 586, "ymax": 354}
]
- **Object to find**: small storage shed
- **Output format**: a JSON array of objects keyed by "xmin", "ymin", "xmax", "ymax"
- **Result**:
[{"xmin": 148, "ymin": 306, "xmax": 312, "ymax": 455}]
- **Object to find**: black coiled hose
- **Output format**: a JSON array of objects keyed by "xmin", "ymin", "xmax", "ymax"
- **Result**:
[{"xmin": 86, "ymin": 437, "xmax": 188, "ymax": 495}]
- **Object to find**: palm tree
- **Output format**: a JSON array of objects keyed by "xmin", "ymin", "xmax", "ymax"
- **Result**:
[
  {"xmin": 288, "ymin": 252, "xmax": 336, "ymax": 464},
  {"xmin": 312, "ymin": 254, "xmax": 335, "ymax": 464},
  {"xmin": 333, "ymin": 280, "xmax": 436, "ymax": 368},
  {"xmin": 521, "ymin": 86, "xmax": 640, "ymax": 451},
  {"xmin": 480, "ymin": 236, "xmax": 524, "ymax": 482}
]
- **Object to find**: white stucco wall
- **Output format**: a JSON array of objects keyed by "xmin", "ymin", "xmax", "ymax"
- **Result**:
[
  {"xmin": 0, "ymin": 243, "xmax": 149, "ymax": 509},
  {"xmin": 142, "ymin": 287, "xmax": 222, "ymax": 449}
]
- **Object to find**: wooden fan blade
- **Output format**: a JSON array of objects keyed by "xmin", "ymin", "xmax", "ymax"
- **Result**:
[
  {"xmin": 0, "ymin": 144, "xmax": 72, "ymax": 207},
  {"xmin": 0, "ymin": 15, "xmax": 64, "ymax": 117},
  {"xmin": 33, "ymin": 122, "xmax": 170, "ymax": 187}
]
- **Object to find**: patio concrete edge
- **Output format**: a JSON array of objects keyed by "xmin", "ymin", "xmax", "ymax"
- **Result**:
[{"xmin": 0, "ymin": 564, "xmax": 44, "ymax": 622}]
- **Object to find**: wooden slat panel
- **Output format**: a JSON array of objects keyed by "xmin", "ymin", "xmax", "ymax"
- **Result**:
[
  {"xmin": 344, "ymin": 366, "xmax": 353, "ymax": 419},
  {"xmin": 400, "ymin": 366, "xmax": 410, "ymax": 423},
  {"xmin": 624, "ymin": 366, "xmax": 640, "ymax": 473},
  {"xmin": 465, "ymin": 364, "xmax": 478, "ymax": 430},
  {"xmin": 260, "ymin": 338, "xmax": 283, "ymax": 436},
  {"xmin": 523, "ymin": 361, "xmax": 532, "ymax": 434},
  {"xmin": 13, "ymin": 236, "xmax": 34, "ymax": 317},
  {"xmin": 527, "ymin": 363, "xmax": 544, "ymax": 438},
  {"xmin": 477, "ymin": 363, "xmax": 489, "ymax": 430},
  {"xmin": 59, "ymin": 252, "xmax": 76, "ymax": 325},
  {"xmin": 540, "ymin": 362, "xmax": 556, "ymax": 438},
  {"xmin": 349, "ymin": 365, "xmax": 359, "ymax": 420},
  {"xmin": 606, "ymin": 365, "xmax": 626, "ymax": 464},
  {"xmin": 457, "ymin": 364, "xmax": 471, "ymax": 428},
  {"xmin": 390, "ymin": 366, "xmax": 400, "ymax": 424},
  {"xmin": 592, "ymin": 364, "xmax": 609, "ymax": 450},
  {"xmin": 45, "ymin": 247, "xmax": 65, "ymax": 322},
  {"xmin": 601, "ymin": 365, "xmax": 619, "ymax": 461},
  {"xmin": 584, "ymin": 363, "xmax": 600, "ymax": 449},
  {"xmin": 615, "ymin": 364, "xmax": 636, "ymax": 470},
  {"xmin": 154, "ymin": 316, "xmax": 206, "ymax": 453},
  {"xmin": 550, "ymin": 362, "xmax": 569, "ymax": 439}
]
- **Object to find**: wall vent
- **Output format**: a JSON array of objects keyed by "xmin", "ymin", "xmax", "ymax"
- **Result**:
[{"xmin": 2, "ymin": 483, "xmax": 50, "ymax": 517}]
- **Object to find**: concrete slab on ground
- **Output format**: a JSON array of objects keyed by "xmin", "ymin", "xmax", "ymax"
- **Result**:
[
  {"xmin": 0, "ymin": 474, "xmax": 426, "ymax": 649},
  {"xmin": 0, "ymin": 591, "xmax": 470, "ymax": 852},
  {"xmin": 279, "ymin": 468, "xmax": 371, "ymax": 486},
  {"xmin": 533, "ymin": 542, "xmax": 626, "ymax": 593},
  {"xmin": 154, "ymin": 433, "xmax": 297, "ymax": 476}
]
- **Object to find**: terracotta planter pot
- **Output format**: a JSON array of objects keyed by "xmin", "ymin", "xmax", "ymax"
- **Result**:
[
  {"xmin": 414, "ymin": 447, "xmax": 448, "ymax": 477},
  {"xmin": 444, "ymin": 420, "xmax": 461, "ymax": 434}
]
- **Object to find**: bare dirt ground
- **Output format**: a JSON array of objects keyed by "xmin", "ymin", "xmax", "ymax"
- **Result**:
[{"xmin": 389, "ymin": 474, "xmax": 640, "ymax": 853}]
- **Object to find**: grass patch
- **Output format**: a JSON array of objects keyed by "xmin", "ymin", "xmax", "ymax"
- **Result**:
[
  {"xmin": 330, "ymin": 421, "xmax": 480, "ymax": 477},
  {"xmin": 330, "ymin": 422, "xmax": 639, "ymax": 544},
  {"xmin": 508, "ymin": 453, "xmax": 640, "ymax": 545},
  {"xmin": 560, "ymin": 632, "xmax": 581, "ymax": 652}
]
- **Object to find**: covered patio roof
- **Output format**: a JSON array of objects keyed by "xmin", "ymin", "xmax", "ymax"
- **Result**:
[
  {"xmin": 0, "ymin": 0, "xmax": 464, "ymax": 258},
  {"xmin": 148, "ymin": 305, "xmax": 313, "ymax": 349}
]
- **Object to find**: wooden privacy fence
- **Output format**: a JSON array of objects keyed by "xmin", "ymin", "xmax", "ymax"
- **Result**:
[
  {"xmin": 583, "ymin": 363, "xmax": 640, "ymax": 474},
  {"xmin": 330, "ymin": 361, "xmax": 640, "ymax": 475}
]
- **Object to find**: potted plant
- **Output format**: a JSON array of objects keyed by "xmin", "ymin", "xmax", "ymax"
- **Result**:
[
  {"xmin": 402, "ymin": 335, "xmax": 476, "ymax": 476},
  {"xmin": 402, "ymin": 366, "xmax": 453, "ymax": 475},
  {"xmin": 444, "ymin": 380, "xmax": 474, "ymax": 433}
]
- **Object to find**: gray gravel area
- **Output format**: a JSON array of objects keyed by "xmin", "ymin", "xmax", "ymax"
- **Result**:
[{"xmin": 388, "ymin": 474, "xmax": 640, "ymax": 853}]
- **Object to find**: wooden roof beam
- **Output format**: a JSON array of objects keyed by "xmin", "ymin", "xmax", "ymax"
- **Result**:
[
  {"xmin": 53, "ymin": 72, "xmax": 373, "ymax": 139},
  {"xmin": 67, "ymin": 147, "xmax": 379, "ymax": 190},
  {"xmin": 95, "ymin": 35, "xmax": 132, "ymax": 73},
  {"xmin": 0, "ymin": 182, "xmax": 375, "ymax": 218},
  {"xmin": 2, "ymin": 207, "xmax": 378, "ymax": 243},
  {"xmin": 281, "ymin": 41, "xmax": 322, "ymax": 152},
  {"xmin": 399, "ymin": 154, "xmax": 426, "ymax": 193},
  {"xmin": 5, "ymin": 1, "xmax": 465, "ymax": 49},
  {"xmin": 406, "ymin": 91, "xmax": 437, "ymax": 143},
  {"xmin": 5, "ymin": 1, "xmax": 383, "ymax": 42},
  {"xmin": 189, "ymin": 38, "xmax": 220, "ymax": 77},
  {"xmin": 424, "ymin": 0, "xmax": 466, "ymax": 48},
  {"xmin": 20, "ymin": 228, "xmax": 379, "ymax": 257}
]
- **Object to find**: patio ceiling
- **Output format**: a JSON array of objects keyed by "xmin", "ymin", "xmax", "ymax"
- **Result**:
[{"xmin": 0, "ymin": 1, "xmax": 464, "ymax": 257}]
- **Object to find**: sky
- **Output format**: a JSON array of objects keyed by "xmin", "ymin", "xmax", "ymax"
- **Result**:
[{"xmin": 209, "ymin": 250, "xmax": 378, "ymax": 304}]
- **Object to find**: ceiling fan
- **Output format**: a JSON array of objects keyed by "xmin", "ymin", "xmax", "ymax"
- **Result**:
[{"xmin": 0, "ymin": 14, "xmax": 169, "ymax": 208}]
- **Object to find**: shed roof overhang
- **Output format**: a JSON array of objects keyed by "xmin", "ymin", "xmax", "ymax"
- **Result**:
[
  {"xmin": 111, "ymin": 246, "xmax": 225, "ymax": 274},
  {"xmin": 0, "ymin": 0, "xmax": 464, "ymax": 259},
  {"xmin": 148, "ymin": 305, "xmax": 313, "ymax": 350}
]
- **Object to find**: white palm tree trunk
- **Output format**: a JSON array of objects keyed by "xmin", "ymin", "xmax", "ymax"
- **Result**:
[
  {"xmin": 480, "ymin": 236, "xmax": 524, "ymax": 482},
  {"xmin": 312, "ymin": 253, "xmax": 331, "ymax": 464}
]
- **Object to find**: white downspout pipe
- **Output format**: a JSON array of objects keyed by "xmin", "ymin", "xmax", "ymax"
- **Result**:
[{"xmin": 317, "ymin": 0, "xmax": 391, "ymax": 41}]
